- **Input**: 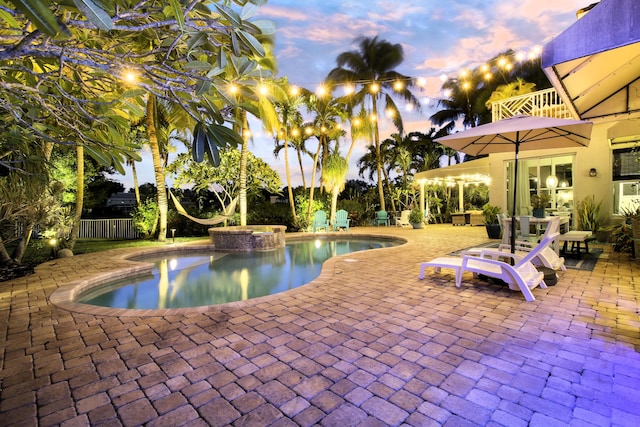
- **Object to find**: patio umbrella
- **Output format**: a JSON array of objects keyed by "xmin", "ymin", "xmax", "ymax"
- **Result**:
[{"xmin": 435, "ymin": 115, "xmax": 593, "ymax": 252}]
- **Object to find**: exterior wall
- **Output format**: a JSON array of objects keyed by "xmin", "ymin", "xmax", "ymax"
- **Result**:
[{"xmin": 487, "ymin": 118, "xmax": 640, "ymax": 228}]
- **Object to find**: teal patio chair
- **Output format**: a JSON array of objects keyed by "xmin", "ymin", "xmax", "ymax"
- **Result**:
[
  {"xmin": 333, "ymin": 209, "xmax": 350, "ymax": 231},
  {"xmin": 376, "ymin": 210, "xmax": 389, "ymax": 226},
  {"xmin": 312, "ymin": 210, "xmax": 330, "ymax": 232}
]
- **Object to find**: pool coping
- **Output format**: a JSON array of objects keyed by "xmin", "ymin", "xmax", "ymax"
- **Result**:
[{"xmin": 48, "ymin": 232, "xmax": 407, "ymax": 317}]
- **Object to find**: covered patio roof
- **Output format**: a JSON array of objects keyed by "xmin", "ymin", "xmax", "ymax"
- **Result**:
[
  {"xmin": 414, "ymin": 156, "xmax": 490, "ymax": 184},
  {"xmin": 542, "ymin": 0, "xmax": 640, "ymax": 121}
]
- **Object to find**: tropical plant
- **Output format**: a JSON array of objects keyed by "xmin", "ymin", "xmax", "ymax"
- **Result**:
[
  {"xmin": 485, "ymin": 78, "xmax": 537, "ymax": 109},
  {"xmin": 168, "ymin": 147, "xmax": 281, "ymax": 213},
  {"xmin": 322, "ymin": 153, "xmax": 349, "ymax": 225},
  {"xmin": 271, "ymin": 81, "xmax": 307, "ymax": 226},
  {"xmin": 531, "ymin": 193, "xmax": 551, "ymax": 209},
  {"xmin": 131, "ymin": 199, "xmax": 159, "ymax": 239},
  {"xmin": 1, "ymin": 1, "xmax": 275, "ymax": 242},
  {"xmin": 409, "ymin": 204, "xmax": 423, "ymax": 224},
  {"xmin": 608, "ymin": 222, "xmax": 633, "ymax": 253},
  {"xmin": 327, "ymin": 35, "xmax": 420, "ymax": 211},
  {"xmin": 302, "ymin": 86, "xmax": 348, "ymax": 226},
  {"xmin": 576, "ymin": 195, "xmax": 603, "ymax": 233},
  {"xmin": 431, "ymin": 49, "xmax": 552, "ymax": 132},
  {"xmin": 482, "ymin": 203, "xmax": 502, "ymax": 224}
]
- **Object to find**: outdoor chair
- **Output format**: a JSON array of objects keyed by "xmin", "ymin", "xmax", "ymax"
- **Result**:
[
  {"xmin": 395, "ymin": 210, "xmax": 411, "ymax": 227},
  {"xmin": 312, "ymin": 210, "xmax": 330, "ymax": 232},
  {"xmin": 468, "ymin": 217, "xmax": 565, "ymax": 272},
  {"xmin": 333, "ymin": 209, "xmax": 350, "ymax": 231},
  {"xmin": 376, "ymin": 210, "xmax": 389, "ymax": 226},
  {"xmin": 418, "ymin": 233, "xmax": 559, "ymax": 301}
]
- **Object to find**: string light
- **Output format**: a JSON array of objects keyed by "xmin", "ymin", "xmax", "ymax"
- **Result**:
[{"xmin": 122, "ymin": 69, "xmax": 139, "ymax": 84}]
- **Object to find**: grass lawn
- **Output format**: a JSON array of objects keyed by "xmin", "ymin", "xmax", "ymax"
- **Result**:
[{"xmin": 1, "ymin": 236, "xmax": 208, "ymax": 283}]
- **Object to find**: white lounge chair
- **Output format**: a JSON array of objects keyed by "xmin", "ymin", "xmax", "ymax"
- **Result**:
[
  {"xmin": 418, "ymin": 233, "xmax": 559, "ymax": 302},
  {"xmin": 395, "ymin": 210, "xmax": 411, "ymax": 227},
  {"xmin": 471, "ymin": 216, "xmax": 565, "ymax": 272}
]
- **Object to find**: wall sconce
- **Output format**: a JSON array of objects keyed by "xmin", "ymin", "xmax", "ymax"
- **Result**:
[{"xmin": 589, "ymin": 168, "xmax": 597, "ymax": 177}]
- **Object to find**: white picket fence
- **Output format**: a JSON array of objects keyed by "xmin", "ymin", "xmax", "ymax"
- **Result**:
[{"xmin": 77, "ymin": 218, "xmax": 140, "ymax": 239}]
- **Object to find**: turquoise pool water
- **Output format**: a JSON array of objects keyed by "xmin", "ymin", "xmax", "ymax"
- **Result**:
[{"xmin": 78, "ymin": 237, "xmax": 400, "ymax": 309}]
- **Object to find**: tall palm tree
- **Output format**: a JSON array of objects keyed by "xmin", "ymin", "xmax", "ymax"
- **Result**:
[
  {"xmin": 147, "ymin": 95, "xmax": 193, "ymax": 241},
  {"xmin": 273, "ymin": 115, "xmax": 312, "ymax": 191},
  {"xmin": 271, "ymin": 81, "xmax": 306, "ymax": 225},
  {"xmin": 328, "ymin": 36, "xmax": 420, "ymax": 211},
  {"xmin": 303, "ymin": 87, "xmax": 348, "ymax": 223}
]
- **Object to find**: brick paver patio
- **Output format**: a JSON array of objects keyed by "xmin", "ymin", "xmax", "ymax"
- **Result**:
[{"xmin": 1, "ymin": 224, "xmax": 639, "ymax": 426}]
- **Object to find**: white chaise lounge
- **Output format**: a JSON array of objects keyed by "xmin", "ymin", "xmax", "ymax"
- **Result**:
[
  {"xmin": 418, "ymin": 233, "xmax": 559, "ymax": 301},
  {"xmin": 473, "ymin": 216, "xmax": 566, "ymax": 272}
]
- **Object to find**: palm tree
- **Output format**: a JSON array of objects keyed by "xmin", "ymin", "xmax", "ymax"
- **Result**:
[
  {"xmin": 328, "ymin": 36, "xmax": 420, "ymax": 211},
  {"xmin": 322, "ymin": 152, "xmax": 349, "ymax": 224},
  {"xmin": 303, "ymin": 87, "xmax": 348, "ymax": 223},
  {"xmin": 273, "ymin": 115, "xmax": 312, "ymax": 191},
  {"xmin": 147, "ymin": 95, "xmax": 194, "ymax": 241},
  {"xmin": 485, "ymin": 78, "xmax": 537, "ymax": 109},
  {"xmin": 271, "ymin": 81, "xmax": 307, "ymax": 225}
]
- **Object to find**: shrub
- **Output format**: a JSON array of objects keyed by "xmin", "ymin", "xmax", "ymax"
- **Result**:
[{"xmin": 131, "ymin": 199, "xmax": 158, "ymax": 238}]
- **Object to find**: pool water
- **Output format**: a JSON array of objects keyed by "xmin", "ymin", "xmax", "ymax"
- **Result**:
[{"xmin": 78, "ymin": 238, "xmax": 400, "ymax": 309}]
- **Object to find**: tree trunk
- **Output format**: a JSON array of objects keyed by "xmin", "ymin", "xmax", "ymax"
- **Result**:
[
  {"xmin": 11, "ymin": 223, "xmax": 34, "ymax": 263},
  {"xmin": 0, "ymin": 234, "xmax": 14, "ymax": 265},
  {"xmin": 131, "ymin": 161, "xmax": 141, "ymax": 205},
  {"xmin": 239, "ymin": 113, "xmax": 249, "ymax": 227},
  {"xmin": 68, "ymin": 144, "xmax": 84, "ymax": 250},
  {"xmin": 297, "ymin": 147, "xmax": 307, "ymax": 192},
  {"xmin": 330, "ymin": 188, "xmax": 339, "ymax": 227},
  {"xmin": 371, "ymin": 98, "xmax": 385, "ymax": 211},
  {"xmin": 147, "ymin": 94, "xmax": 167, "ymax": 242},
  {"xmin": 283, "ymin": 136, "xmax": 298, "ymax": 225},
  {"xmin": 306, "ymin": 141, "xmax": 322, "ymax": 227}
]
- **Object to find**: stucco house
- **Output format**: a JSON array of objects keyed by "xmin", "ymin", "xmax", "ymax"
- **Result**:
[{"xmin": 419, "ymin": 0, "xmax": 640, "ymax": 228}]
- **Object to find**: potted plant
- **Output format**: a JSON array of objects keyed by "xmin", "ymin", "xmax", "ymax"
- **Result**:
[
  {"xmin": 621, "ymin": 204, "xmax": 640, "ymax": 239},
  {"xmin": 482, "ymin": 203, "xmax": 502, "ymax": 239},
  {"xmin": 531, "ymin": 193, "xmax": 551, "ymax": 218},
  {"xmin": 576, "ymin": 195, "xmax": 602, "ymax": 234},
  {"xmin": 409, "ymin": 205, "xmax": 424, "ymax": 229}
]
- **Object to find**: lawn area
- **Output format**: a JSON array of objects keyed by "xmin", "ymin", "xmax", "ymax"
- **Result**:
[{"xmin": 1, "ymin": 236, "xmax": 208, "ymax": 283}]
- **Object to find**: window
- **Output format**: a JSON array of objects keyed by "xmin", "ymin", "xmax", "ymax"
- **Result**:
[
  {"xmin": 612, "ymin": 147, "xmax": 640, "ymax": 214},
  {"xmin": 506, "ymin": 155, "xmax": 574, "ymax": 215}
]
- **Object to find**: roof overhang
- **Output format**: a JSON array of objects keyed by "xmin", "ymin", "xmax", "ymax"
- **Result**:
[
  {"xmin": 414, "ymin": 157, "xmax": 490, "ymax": 184},
  {"xmin": 542, "ymin": 0, "xmax": 640, "ymax": 121}
]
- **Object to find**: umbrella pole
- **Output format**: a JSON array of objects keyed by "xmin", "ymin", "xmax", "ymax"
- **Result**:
[{"xmin": 510, "ymin": 138, "xmax": 520, "ymax": 254}]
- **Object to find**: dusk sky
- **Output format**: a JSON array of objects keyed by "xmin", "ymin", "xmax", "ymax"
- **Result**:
[{"xmin": 116, "ymin": 0, "xmax": 591, "ymax": 190}]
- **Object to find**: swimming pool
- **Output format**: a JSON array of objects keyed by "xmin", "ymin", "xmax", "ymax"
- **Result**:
[{"xmin": 75, "ymin": 237, "xmax": 402, "ymax": 309}]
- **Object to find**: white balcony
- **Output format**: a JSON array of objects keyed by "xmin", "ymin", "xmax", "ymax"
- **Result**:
[{"xmin": 491, "ymin": 88, "xmax": 573, "ymax": 122}]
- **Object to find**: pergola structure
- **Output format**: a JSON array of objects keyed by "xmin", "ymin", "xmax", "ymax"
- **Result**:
[{"xmin": 414, "ymin": 157, "xmax": 491, "ymax": 214}]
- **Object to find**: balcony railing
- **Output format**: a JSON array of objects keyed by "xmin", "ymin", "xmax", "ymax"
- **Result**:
[{"xmin": 491, "ymin": 88, "xmax": 573, "ymax": 122}]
